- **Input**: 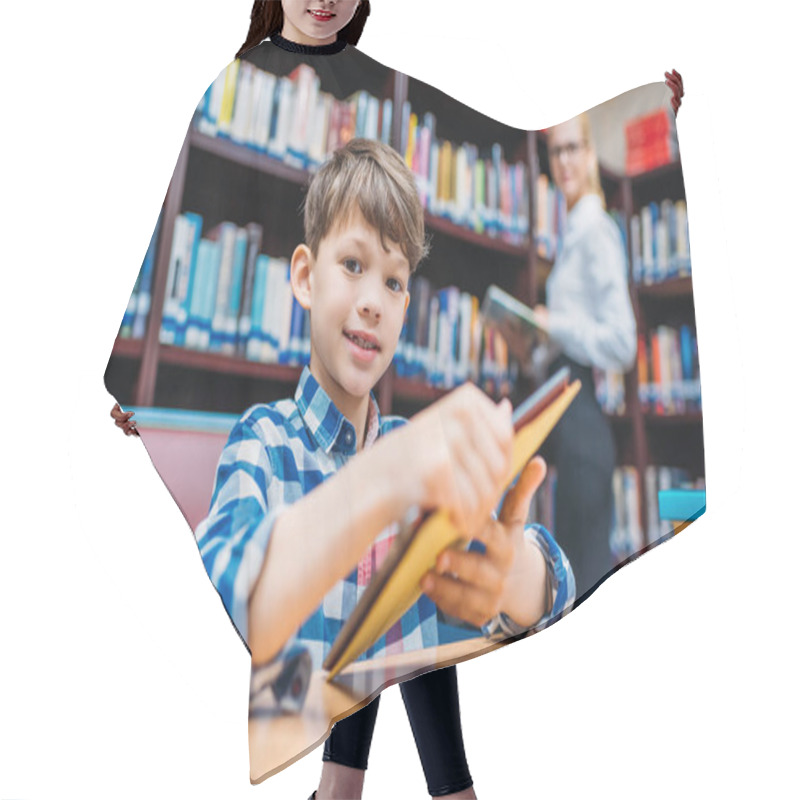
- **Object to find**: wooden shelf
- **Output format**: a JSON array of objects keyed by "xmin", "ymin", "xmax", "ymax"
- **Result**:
[
  {"xmin": 627, "ymin": 160, "xmax": 682, "ymax": 183},
  {"xmin": 391, "ymin": 375, "xmax": 449, "ymax": 404},
  {"xmin": 189, "ymin": 129, "xmax": 310, "ymax": 187},
  {"xmin": 636, "ymin": 275, "xmax": 693, "ymax": 299},
  {"xmin": 423, "ymin": 212, "xmax": 529, "ymax": 257},
  {"xmin": 159, "ymin": 345, "xmax": 303, "ymax": 383},
  {"xmin": 644, "ymin": 412, "xmax": 703, "ymax": 426},
  {"xmin": 111, "ymin": 336, "xmax": 144, "ymax": 359}
]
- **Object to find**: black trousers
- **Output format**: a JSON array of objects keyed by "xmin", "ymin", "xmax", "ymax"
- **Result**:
[
  {"xmin": 543, "ymin": 356, "xmax": 616, "ymax": 599},
  {"xmin": 323, "ymin": 665, "xmax": 473, "ymax": 797}
]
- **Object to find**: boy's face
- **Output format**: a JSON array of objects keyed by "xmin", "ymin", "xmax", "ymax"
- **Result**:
[{"xmin": 292, "ymin": 207, "xmax": 411, "ymax": 412}]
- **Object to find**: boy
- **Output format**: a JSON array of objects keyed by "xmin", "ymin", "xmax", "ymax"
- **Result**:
[{"xmin": 194, "ymin": 136, "xmax": 574, "ymax": 678}]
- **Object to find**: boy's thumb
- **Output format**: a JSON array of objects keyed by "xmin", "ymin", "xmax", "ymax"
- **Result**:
[{"xmin": 500, "ymin": 456, "xmax": 546, "ymax": 526}]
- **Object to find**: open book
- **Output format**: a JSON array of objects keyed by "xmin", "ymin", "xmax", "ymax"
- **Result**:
[
  {"xmin": 481, "ymin": 284, "xmax": 547, "ymax": 362},
  {"xmin": 323, "ymin": 367, "xmax": 581, "ymax": 679}
]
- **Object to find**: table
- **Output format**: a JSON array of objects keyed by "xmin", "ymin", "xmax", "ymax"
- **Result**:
[{"xmin": 248, "ymin": 635, "xmax": 511, "ymax": 783}]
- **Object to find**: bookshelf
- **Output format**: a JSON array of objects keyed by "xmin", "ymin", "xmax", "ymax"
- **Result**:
[{"xmin": 105, "ymin": 50, "xmax": 703, "ymax": 554}]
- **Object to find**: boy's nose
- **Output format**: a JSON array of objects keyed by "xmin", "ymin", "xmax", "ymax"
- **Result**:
[
  {"xmin": 358, "ymin": 288, "xmax": 382, "ymax": 320},
  {"xmin": 359, "ymin": 299, "xmax": 381, "ymax": 320}
]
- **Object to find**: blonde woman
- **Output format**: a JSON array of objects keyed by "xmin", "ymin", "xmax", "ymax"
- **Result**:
[{"xmin": 531, "ymin": 112, "xmax": 637, "ymax": 599}]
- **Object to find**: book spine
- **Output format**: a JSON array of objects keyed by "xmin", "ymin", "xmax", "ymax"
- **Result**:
[
  {"xmin": 209, "ymin": 222, "xmax": 236, "ymax": 352},
  {"xmin": 236, "ymin": 222, "xmax": 264, "ymax": 357},
  {"xmin": 185, "ymin": 238, "xmax": 209, "ymax": 349},
  {"xmin": 217, "ymin": 61, "xmax": 240, "ymax": 137},
  {"xmin": 246, "ymin": 254, "xmax": 268, "ymax": 361},
  {"xmin": 288, "ymin": 295, "xmax": 305, "ymax": 365},
  {"xmin": 278, "ymin": 261, "xmax": 294, "ymax": 364},
  {"xmin": 229, "ymin": 61, "xmax": 253, "ymax": 145},
  {"xmin": 160, "ymin": 214, "xmax": 187, "ymax": 345},
  {"xmin": 174, "ymin": 212, "xmax": 203, "ymax": 347},
  {"xmin": 220, "ymin": 228, "xmax": 247, "ymax": 355},
  {"xmin": 381, "ymin": 97, "xmax": 393, "ymax": 146},
  {"xmin": 200, "ymin": 239, "xmax": 221, "ymax": 351}
]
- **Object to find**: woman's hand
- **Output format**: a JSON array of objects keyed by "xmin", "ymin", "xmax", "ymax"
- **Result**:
[
  {"xmin": 421, "ymin": 456, "xmax": 549, "ymax": 629},
  {"xmin": 665, "ymin": 69, "xmax": 684, "ymax": 116},
  {"xmin": 532, "ymin": 304, "xmax": 549, "ymax": 331},
  {"xmin": 111, "ymin": 402, "xmax": 139, "ymax": 436}
]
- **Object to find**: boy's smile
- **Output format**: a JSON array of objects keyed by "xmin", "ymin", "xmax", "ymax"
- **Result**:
[{"xmin": 291, "ymin": 207, "xmax": 411, "ymax": 432}]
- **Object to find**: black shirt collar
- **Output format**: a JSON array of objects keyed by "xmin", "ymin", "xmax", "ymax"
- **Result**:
[{"xmin": 271, "ymin": 32, "xmax": 348, "ymax": 55}]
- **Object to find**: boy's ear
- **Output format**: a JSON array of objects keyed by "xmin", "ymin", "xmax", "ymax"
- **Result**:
[
  {"xmin": 290, "ymin": 244, "xmax": 313, "ymax": 310},
  {"xmin": 403, "ymin": 290, "xmax": 410, "ymax": 316}
]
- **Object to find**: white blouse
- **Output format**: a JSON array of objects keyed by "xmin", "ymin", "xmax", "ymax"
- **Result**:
[{"xmin": 543, "ymin": 193, "xmax": 637, "ymax": 373}]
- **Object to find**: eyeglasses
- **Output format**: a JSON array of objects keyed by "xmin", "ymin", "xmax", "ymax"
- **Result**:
[{"xmin": 548, "ymin": 140, "xmax": 586, "ymax": 161}]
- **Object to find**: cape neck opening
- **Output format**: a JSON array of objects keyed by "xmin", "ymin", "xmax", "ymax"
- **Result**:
[{"xmin": 270, "ymin": 32, "xmax": 348, "ymax": 55}]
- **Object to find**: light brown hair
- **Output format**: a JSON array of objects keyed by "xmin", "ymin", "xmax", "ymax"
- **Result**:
[{"xmin": 302, "ymin": 138, "xmax": 430, "ymax": 273}]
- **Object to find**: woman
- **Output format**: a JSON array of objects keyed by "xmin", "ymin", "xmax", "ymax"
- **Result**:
[{"xmin": 531, "ymin": 111, "xmax": 638, "ymax": 600}]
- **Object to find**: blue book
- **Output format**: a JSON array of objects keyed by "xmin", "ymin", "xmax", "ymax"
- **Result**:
[
  {"xmin": 301, "ymin": 307, "xmax": 311, "ymax": 364},
  {"xmin": 288, "ymin": 295, "xmax": 305, "ymax": 365},
  {"xmin": 174, "ymin": 211, "xmax": 204, "ymax": 347},
  {"xmin": 394, "ymin": 318, "xmax": 409, "ymax": 378},
  {"xmin": 208, "ymin": 222, "xmax": 238, "ymax": 352},
  {"xmin": 246, "ymin": 254, "xmax": 269, "ymax": 361},
  {"xmin": 199, "ymin": 239, "xmax": 222, "ymax": 351},
  {"xmin": 221, "ymin": 228, "xmax": 248, "ymax": 354},
  {"xmin": 648, "ymin": 202, "xmax": 660, "ymax": 282},
  {"xmin": 381, "ymin": 98, "xmax": 393, "ymax": 146},
  {"xmin": 490, "ymin": 143, "xmax": 503, "ymax": 236},
  {"xmin": 185, "ymin": 239, "xmax": 212, "ymax": 349}
]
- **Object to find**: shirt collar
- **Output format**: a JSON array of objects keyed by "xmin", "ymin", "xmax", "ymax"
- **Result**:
[
  {"xmin": 294, "ymin": 365, "xmax": 381, "ymax": 456},
  {"xmin": 566, "ymin": 192, "xmax": 603, "ymax": 234}
]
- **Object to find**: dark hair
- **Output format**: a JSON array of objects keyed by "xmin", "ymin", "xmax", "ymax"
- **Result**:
[{"xmin": 235, "ymin": 1, "xmax": 371, "ymax": 59}]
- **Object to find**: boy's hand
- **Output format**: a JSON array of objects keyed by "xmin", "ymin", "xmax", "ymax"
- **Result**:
[
  {"xmin": 421, "ymin": 456, "xmax": 548, "ymax": 629},
  {"xmin": 399, "ymin": 382, "xmax": 514, "ymax": 541}
]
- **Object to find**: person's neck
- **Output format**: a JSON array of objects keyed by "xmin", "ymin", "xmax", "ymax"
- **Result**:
[
  {"xmin": 567, "ymin": 191, "xmax": 592, "ymax": 213},
  {"xmin": 281, "ymin": 21, "xmax": 336, "ymax": 47}
]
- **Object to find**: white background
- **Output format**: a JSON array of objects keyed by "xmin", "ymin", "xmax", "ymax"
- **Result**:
[{"xmin": 1, "ymin": 1, "xmax": 797, "ymax": 798}]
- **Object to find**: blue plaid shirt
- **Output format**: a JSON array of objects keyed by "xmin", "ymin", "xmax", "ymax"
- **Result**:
[{"xmin": 194, "ymin": 366, "xmax": 575, "ymax": 670}]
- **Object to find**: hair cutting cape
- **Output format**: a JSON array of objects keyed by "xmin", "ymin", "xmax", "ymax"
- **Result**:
[{"xmin": 104, "ymin": 37, "xmax": 704, "ymax": 782}]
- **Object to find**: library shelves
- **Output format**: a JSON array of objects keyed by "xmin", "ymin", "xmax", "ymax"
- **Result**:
[{"xmin": 106, "ymin": 63, "xmax": 702, "ymax": 537}]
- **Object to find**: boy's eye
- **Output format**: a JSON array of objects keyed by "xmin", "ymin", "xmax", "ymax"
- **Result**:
[
  {"xmin": 386, "ymin": 277, "xmax": 404, "ymax": 293},
  {"xmin": 343, "ymin": 258, "xmax": 362, "ymax": 274}
]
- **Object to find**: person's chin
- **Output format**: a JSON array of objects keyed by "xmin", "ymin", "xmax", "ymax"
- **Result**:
[{"xmin": 344, "ymin": 358, "xmax": 385, "ymax": 396}]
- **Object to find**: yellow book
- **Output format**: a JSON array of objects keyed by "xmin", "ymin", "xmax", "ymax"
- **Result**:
[
  {"xmin": 405, "ymin": 111, "xmax": 418, "ymax": 168},
  {"xmin": 324, "ymin": 367, "xmax": 581, "ymax": 679},
  {"xmin": 218, "ymin": 60, "xmax": 240, "ymax": 134}
]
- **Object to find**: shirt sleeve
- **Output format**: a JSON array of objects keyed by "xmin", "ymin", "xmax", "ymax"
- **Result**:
[
  {"xmin": 482, "ymin": 523, "xmax": 576, "ymax": 639},
  {"xmin": 194, "ymin": 413, "xmax": 289, "ymax": 647},
  {"xmin": 546, "ymin": 217, "xmax": 637, "ymax": 373}
]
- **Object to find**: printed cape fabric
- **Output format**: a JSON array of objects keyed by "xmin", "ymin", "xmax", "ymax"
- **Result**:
[{"xmin": 104, "ymin": 37, "xmax": 705, "ymax": 783}]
